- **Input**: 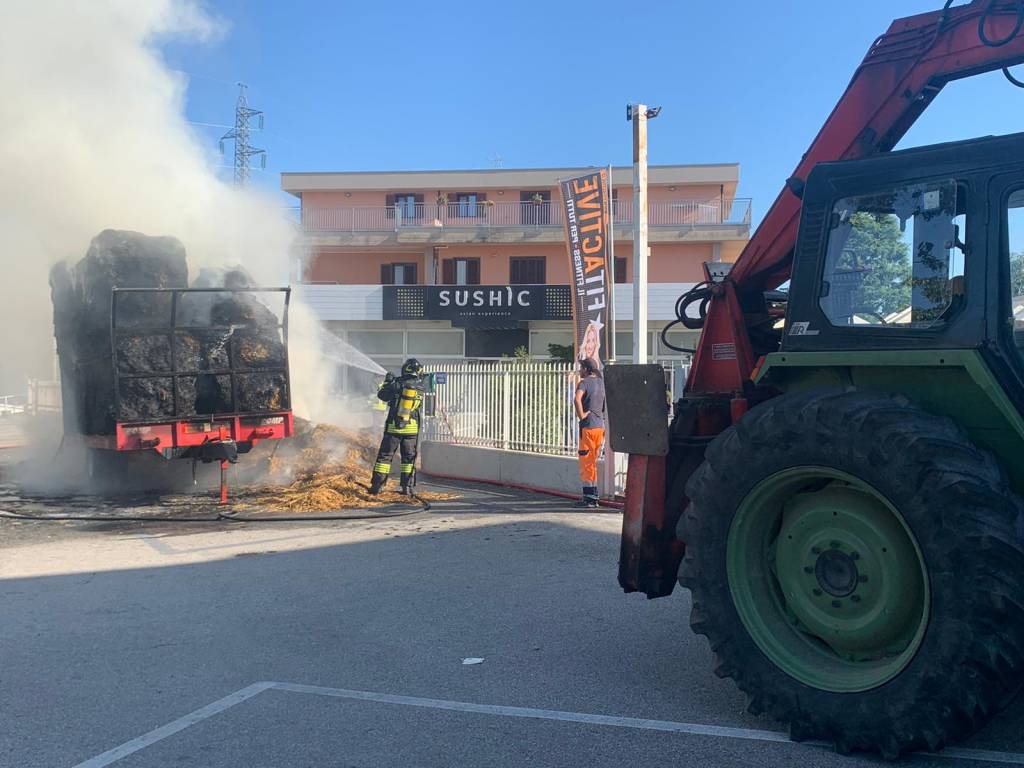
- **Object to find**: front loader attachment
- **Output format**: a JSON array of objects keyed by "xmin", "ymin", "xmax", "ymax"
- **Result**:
[{"xmin": 604, "ymin": 364, "xmax": 682, "ymax": 597}]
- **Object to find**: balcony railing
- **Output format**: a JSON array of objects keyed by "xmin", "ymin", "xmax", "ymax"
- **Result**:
[{"xmin": 300, "ymin": 198, "xmax": 751, "ymax": 233}]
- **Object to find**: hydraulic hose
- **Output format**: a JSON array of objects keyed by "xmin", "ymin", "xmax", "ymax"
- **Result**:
[
  {"xmin": 969, "ymin": 0, "xmax": 1024, "ymax": 85},
  {"xmin": 979, "ymin": 0, "xmax": 1024, "ymax": 47},
  {"xmin": 659, "ymin": 281, "xmax": 713, "ymax": 354}
]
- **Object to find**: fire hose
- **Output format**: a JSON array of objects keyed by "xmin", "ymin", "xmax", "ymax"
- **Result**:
[{"xmin": 0, "ymin": 507, "xmax": 426, "ymax": 523}]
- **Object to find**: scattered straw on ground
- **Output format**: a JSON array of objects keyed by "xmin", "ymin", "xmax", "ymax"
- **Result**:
[{"xmin": 234, "ymin": 419, "xmax": 455, "ymax": 512}]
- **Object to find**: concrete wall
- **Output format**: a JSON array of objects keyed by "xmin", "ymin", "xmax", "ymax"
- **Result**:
[
  {"xmin": 420, "ymin": 441, "xmax": 598, "ymax": 496},
  {"xmin": 306, "ymin": 250, "xmax": 425, "ymax": 283}
]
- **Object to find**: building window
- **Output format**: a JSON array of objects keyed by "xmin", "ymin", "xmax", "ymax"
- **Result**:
[
  {"xmin": 442, "ymin": 258, "xmax": 480, "ymax": 285},
  {"xmin": 386, "ymin": 193, "xmax": 422, "ymax": 219},
  {"xmin": 612, "ymin": 188, "xmax": 629, "ymax": 222},
  {"xmin": 380, "ymin": 262, "xmax": 418, "ymax": 285},
  {"xmin": 510, "ymin": 257, "xmax": 546, "ymax": 284},
  {"xmin": 529, "ymin": 329, "xmax": 573, "ymax": 358},
  {"xmin": 407, "ymin": 330, "xmax": 464, "ymax": 356},
  {"xmin": 521, "ymin": 190, "xmax": 551, "ymax": 225},
  {"xmin": 347, "ymin": 330, "xmax": 404, "ymax": 356},
  {"xmin": 614, "ymin": 331, "xmax": 633, "ymax": 357},
  {"xmin": 614, "ymin": 257, "xmax": 628, "ymax": 283},
  {"xmin": 456, "ymin": 192, "xmax": 484, "ymax": 217}
]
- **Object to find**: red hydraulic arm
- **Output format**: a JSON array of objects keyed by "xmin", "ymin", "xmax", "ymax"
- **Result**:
[
  {"xmin": 621, "ymin": 0, "xmax": 1024, "ymax": 597},
  {"xmin": 690, "ymin": 0, "xmax": 1024, "ymax": 394}
]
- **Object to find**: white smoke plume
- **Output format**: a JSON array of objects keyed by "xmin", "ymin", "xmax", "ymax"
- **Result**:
[{"xmin": 0, "ymin": 0, "xmax": 382, "ymax": 424}]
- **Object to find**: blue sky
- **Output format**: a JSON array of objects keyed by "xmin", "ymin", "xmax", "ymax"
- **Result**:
[{"xmin": 162, "ymin": 0, "xmax": 1024, "ymax": 224}]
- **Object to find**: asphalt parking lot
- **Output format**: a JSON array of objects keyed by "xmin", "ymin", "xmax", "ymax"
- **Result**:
[{"xmin": 3, "ymin": 477, "xmax": 1024, "ymax": 768}]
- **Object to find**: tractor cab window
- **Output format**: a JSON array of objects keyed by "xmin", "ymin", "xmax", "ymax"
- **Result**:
[
  {"xmin": 820, "ymin": 181, "xmax": 965, "ymax": 328},
  {"xmin": 1006, "ymin": 190, "xmax": 1024, "ymax": 351}
]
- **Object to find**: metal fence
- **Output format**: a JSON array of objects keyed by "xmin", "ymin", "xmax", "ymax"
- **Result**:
[
  {"xmin": 421, "ymin": 361, "xmax": 579, "ymax": 456},
  {"xmin": 300, "ymin": 199, "xmax": 752, "ymax": 233},
  {"xmin": 420, "ymin": 359, "xmax": 691, "ymax": 458}
]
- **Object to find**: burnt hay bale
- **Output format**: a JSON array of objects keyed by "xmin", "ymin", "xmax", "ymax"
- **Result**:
[
  {"xmin": 236, "ymin": 372, "xmax": 288, "ymax": 413},
  {"xmin": 177, "ymin": 374, "xmax": 233, "ymax": 417},
  {"xmin": 51, "ymin": 230, "xmax": 290, "ymax": 434},
  {"xmin": 115, "ymin": 334, "xmax": 172, "ymax": 375},
  {"xmin": 174, "ymin": 329, "xmax": 231, "ymax": 372},
  {"xmin": 51, "ymin": 230, "xmax": 187, "ymax": 435}
]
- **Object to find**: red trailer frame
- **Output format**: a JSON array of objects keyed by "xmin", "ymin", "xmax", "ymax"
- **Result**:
[{"xmin": 88, "ymin": 286, "xmax": 295, "ymax": 502}]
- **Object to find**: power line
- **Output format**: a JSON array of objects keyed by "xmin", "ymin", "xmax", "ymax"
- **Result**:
[
  {"xmin": 189, "ymin": 120, "xmax": 235, "ymax": 129},
  {"xmin": 219, "ymin": 83, "xmax": 265, "ymax": 187}
]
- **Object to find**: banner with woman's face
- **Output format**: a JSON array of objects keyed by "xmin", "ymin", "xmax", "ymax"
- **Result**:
[{"xmin": 558, "ymin": 170, "xmax": 612, "ymax": 369}]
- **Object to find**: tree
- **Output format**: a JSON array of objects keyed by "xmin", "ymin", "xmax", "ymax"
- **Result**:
[
  {"xmin": 836, "ymin": 212, "xmax": 911, "ymax": 318},
  {"xmin": 1011, "ymin": 251, "xmax": 1024, "ymax": 298},
  {"xmin": 547, "ymin": 343, "xmax": 574, "ymax": 363}
]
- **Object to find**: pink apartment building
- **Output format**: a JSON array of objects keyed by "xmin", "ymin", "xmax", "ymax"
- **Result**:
[{"xmin": 281, "ymin": 164, "xmax": 750, "ymax": 368}]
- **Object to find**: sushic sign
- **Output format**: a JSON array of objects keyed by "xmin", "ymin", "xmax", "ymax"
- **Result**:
[
  {"xmin": 559, "ymin": 170, "xmax": 612, "ymax": 368},
  {"xmin": 383, "ymin": 285, "xmax": 572, "ymax": 327}
]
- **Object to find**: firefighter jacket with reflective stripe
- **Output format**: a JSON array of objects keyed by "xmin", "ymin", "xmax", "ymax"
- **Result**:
[{"xmin": 378, "ymin": 375, "xmax": 425, "ymax": 436}]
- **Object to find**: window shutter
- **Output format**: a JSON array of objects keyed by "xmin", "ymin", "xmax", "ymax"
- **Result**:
[
  {"xmin": 615, "ymin": 258, "xmax": 627, "ymax": 283},
  {"xmin": 536, "ymin": 257, "xmax": 546, "ymax": 284},
  {"xmin": 408, "ymin": 263, "xmax": 418, "ymax": 285},
  {"xmin": 510, "ymin": 259, "xmax": 521, "ymax": 284},
  {"xmin": 385, "ymin": 194, "xmax": 395, "ymax": 219},
  {"xmin": 468, "ymin": 259, "xmax": 480, "ymax": 285},
  {"xmin": 442, "ymin": 260, "xmax": 455, "ymax": 285},
  {"xmin": 381, "ymin": 263, "xmax": 393, "ymax": 284}
]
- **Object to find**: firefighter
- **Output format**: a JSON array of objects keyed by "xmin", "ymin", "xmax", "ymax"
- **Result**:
[
  {"xmin": 369, "ymin": 358, "xmax": 425, "ymax": 495},
  {"xmin": 574, "ymin": 357, "xmax": 606, "ymax": 507}
]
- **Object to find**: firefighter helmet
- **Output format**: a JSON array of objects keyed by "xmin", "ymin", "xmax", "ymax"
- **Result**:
[{"xmin": 401, "ymin": 358, "xmax": 423, "ymax": 377}]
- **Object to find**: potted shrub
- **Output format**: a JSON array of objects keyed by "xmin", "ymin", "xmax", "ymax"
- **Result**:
[{"xmin": 531, "ymin": 193, "xmax": 545, "ymax": 205}]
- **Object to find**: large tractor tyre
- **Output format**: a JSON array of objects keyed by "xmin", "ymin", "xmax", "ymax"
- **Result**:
[{"xmin": 678, "ymin": 388, "xmax": 1024, "ymax": 759}]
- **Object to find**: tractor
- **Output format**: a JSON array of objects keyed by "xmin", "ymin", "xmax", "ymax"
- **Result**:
[{"xmin": 606, "ymin": 0, "xmax": 1024, "ymax": 758}]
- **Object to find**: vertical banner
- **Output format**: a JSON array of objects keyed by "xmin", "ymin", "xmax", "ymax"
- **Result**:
[{"xmin": 559, "ymin": 169, "xmax": 613, "ymax": 368}]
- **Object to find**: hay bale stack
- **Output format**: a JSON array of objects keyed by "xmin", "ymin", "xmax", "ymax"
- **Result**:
[
  {"xmin": 51, "ymin": 233, "xmax": 290, "ymax": 434},
  {"xmin": 51, "ymin": 230, "xmax": 187, "ymax": 435}
]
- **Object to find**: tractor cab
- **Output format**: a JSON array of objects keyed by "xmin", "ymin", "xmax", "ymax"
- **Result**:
[
  {"xmin": 783, "ymin": 132, "xmax": 1024, "ymax": 376},
  {"xmin": 751, "ymin": 132, "xmax": 1024, "ymax": 495}
]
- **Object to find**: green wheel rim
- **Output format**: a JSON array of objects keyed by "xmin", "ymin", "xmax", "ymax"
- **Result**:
[{"xmin": 726, "ymin": 467, "xmax": 929, "ymax": 693}]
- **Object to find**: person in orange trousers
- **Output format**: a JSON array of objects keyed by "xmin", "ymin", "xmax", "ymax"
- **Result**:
[{"xmin": 574, "ymin": 357, "xmax": 606, "ymax": 507}]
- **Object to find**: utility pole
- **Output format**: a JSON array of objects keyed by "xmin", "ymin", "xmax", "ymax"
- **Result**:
[
  {"xmin": 627, "ymin": 104, "xmax": 660, "ymax": 363},
  {"xmin": 220, "ymin": 83, "xmax": 265, "ymax": 187}
]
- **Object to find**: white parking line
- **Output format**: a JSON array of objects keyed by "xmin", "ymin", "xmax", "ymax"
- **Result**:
[
  {"xmin": 71, "ymin": 682, "xmax": 274, "ymax": 768},
  {"xmin": 72, "ymin": 681, "xmax": 1024, "ymax": 767}
]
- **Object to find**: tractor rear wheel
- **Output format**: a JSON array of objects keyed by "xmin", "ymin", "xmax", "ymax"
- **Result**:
[{"xmin": 679, "ymin": 388, "xmax": 1024, "ymax": 759}]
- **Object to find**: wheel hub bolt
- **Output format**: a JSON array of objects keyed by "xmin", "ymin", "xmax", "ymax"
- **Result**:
[{"xmin": 850, "ymin": 594, "xmax": 862, "ymax": 603}]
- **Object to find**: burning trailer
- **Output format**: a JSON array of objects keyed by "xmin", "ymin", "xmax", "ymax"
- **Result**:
[{"xmin": 50, "ymin": 229, "xmax": 294, "ymax": 500}]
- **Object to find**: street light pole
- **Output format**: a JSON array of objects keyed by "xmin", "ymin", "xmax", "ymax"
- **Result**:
[{"xmin": 628, "ymin": 104, "xmax": 658, "ymax": 363}]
